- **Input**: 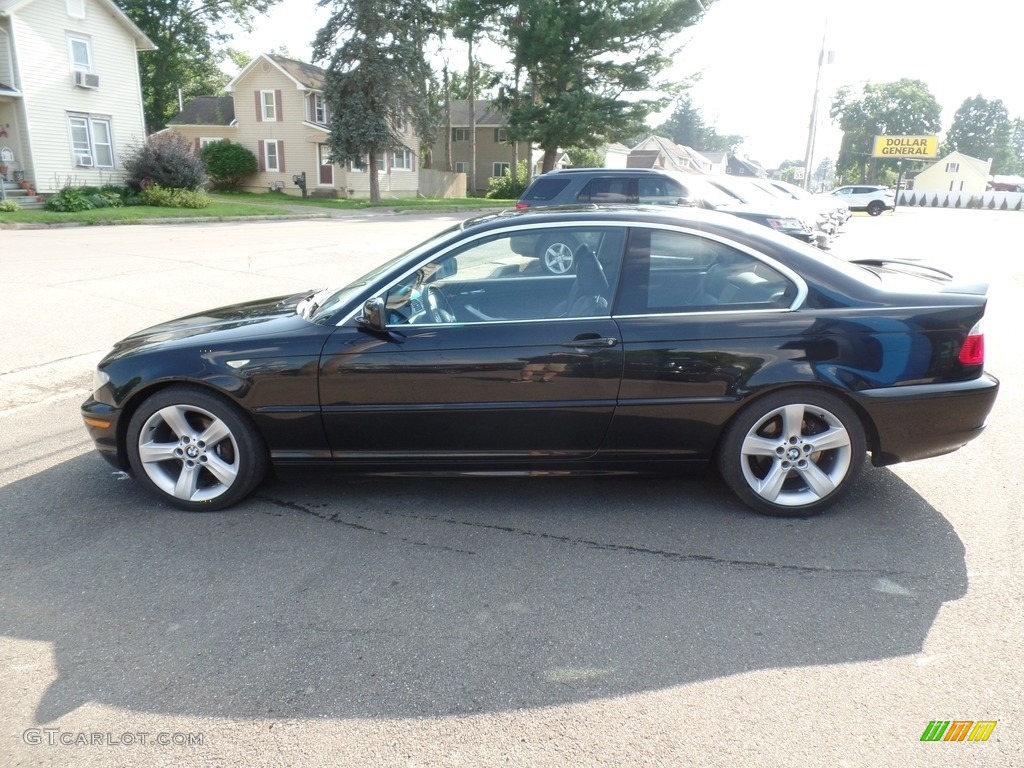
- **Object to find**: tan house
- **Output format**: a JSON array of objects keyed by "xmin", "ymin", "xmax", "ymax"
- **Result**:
[
  {"xmin": 0, "ymin": 0, "xmax": 155, "ymax": 196},
  {"xmin": 912, "ymin": 150, "xmax": 991, "ymax": 194},
  {"xmin": 628, "ymin": 135, "xmax": 713, "ymax": 174},
  {"xmin": 166, "ymin": 53, "xmax": 422, "ymax": 198},
  {"xmin": 435, "ymin": 99, "xmax": 531, "ymax": 195}
]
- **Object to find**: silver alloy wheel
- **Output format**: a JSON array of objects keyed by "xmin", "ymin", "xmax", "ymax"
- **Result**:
[
  {"xmin": 136, "ymin": 403, "xmax": 240, "ymax": 502},
  {"xmin": 738, "ymin": 402, "xmax": 853, "ymax": 507},
  {"xmin": 542, "ymin": 241, "xmax": 575, "ymax": 274}
]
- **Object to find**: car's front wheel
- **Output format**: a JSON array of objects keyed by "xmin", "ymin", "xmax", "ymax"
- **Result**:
[
  {"xmin": 126, "ymin": 386, "xmax": 267, "ymax": 511},
  {"xmin": 718, "ymin": 389, "xmax": 866, "ymax": 517},
  {"xmin": 866, "ymin": 200, "xmax": 886, "ymax": 216}
]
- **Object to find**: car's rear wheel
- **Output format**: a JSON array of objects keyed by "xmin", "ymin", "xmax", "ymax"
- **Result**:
[
  {"xmin": 539, "ymin": 235, "xmax": 578, "ymax": 274},
  {"xmin": 126, "ymin": 386, "xmax": 267, "ymax": 511},
  {"xmin": 718, "ymin": 389, "xmax": 865, "ymax": 517},
  {"xmin": 866, "ymin": 200, "xmax": 886, "ymax": 216}
]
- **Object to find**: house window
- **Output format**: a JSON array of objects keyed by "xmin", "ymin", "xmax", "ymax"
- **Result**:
[
  {"xmin": 945, "ymin": 162, "xmax": 959, "ymax": 173},
  {"xmin": 348, "ymin": 155, "xmax": 386, "ymax": 172},
  {"xmin": 68, "ymin": 35, "xmax": 91, "ymax": 72},
  {"xmin": 69, "ymin": 115, "xmax": 113, "ymax": 167},
  {"xmin": 311, "ymin": 94, "xmax": 326, "ymax": 124},
  {"xmin": 493, "ymin": 128, "xmax": 507, "ymax": 143},
  {"xmin": 66, "ymin": 0, "xmax": 85, "ymax": 18},
  {"xmin": 492, "ymin": 162, "xmax": 510, "ymax": 178},
  {"xmin": 391, "ymin": 147, "xmax": 414, "ymax": 171},
  {"xmin": 264, "ymin": 140, "xmax": 280, "ymax": 171},
  {"xmin": 261, "ymin": 90, "xmax": 276, "ymax": 121},
  {"xmin": 393, "ymin": 114, "xmax": 406, "ymax": 133},
  {"xmin": 199, "ymin": 137, "xmax": 220, "ymax": 149},
  {"xmin": 454, "ymin": 161, "xmax": 469, "ymax": 174},
  {"xmin": 451, "ymin": 127, "xmax": 470, "ymax": 142}
]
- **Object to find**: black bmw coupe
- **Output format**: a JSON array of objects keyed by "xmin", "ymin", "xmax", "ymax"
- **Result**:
[{"xmin": 82, "ymin": 206, "xmax": 998, "ymax": 516}]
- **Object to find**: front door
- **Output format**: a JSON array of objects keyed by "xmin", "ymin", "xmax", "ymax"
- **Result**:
[
  {"xmin": 318, "ymin": 143, "xmax": 334, "ymax": 186},
  {"xmin": 318, "ymin": 225, "xmax": 627, "ymax": 461}
]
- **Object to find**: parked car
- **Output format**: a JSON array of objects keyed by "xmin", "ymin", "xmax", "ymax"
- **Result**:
[
  {"xmin": 758, "ymin": 178, "xmax": 852, "ymax": 228},
  {"xmin": 821, "ymin": 185, "xmax": 895, "ymax": 216},
  {"xmin": 82, "ymin": 206, "xmax": 998, "ymax": 517},
  {"xmin": 517, "ymin": 168, "xmax": 818, "ymax": 271},
  {"xmin": 701, "ymin": 174, "xmax": 832, "ymax": 249}
]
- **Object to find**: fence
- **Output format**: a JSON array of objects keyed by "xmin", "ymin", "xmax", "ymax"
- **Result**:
[
  {"xmin": 897, "ymin": 189, "xmax": 1024, "ymax": 210},
  {"xmin": 418, "ymin": 168, "xmax": 466, "ymax": 199}
]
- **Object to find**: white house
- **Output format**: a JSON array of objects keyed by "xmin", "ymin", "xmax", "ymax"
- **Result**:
[
  {"xmin": 0, "ymin": 0, "xmax": 155, "ymax": 194},
  {"xmin": 912, "ymin": 151, "xmax": 991, "ymax": 194}
]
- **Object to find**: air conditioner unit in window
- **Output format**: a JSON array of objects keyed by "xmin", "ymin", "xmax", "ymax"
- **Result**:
[
  {"xmin": 76, "ymin": 154, "xmax": 93, "ymax": 167},
  {"xmin": 73, "ymin": 71, "xmax": 99, "ymax": 89}
]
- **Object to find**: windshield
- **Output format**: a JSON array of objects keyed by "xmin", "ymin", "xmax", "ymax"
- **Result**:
[
  {"xmin": 302, "ymin": 223, "xmax": 464, "ymax": 322},
  {"xmin": 683, "ymin": 177, "xmax": 743, "ymax": 208}
]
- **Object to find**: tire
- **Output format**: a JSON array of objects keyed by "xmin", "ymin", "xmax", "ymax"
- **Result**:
[
  {"xmin": 866, "ymin": 200, "xmax": 886, "ymax": 216},
  {"xmin": 539, "ymin": 235, "xmax": 578, "ymax": 274},
  {"xmin": 718, "ymin": 389, "xmax": 866, "ymax": 517},
  {"xmin": 126, "ymin": 386, "xmax": 267, "ymax": 511}
]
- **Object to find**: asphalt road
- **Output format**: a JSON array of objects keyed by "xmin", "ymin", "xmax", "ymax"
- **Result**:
[{"xmin": 1, "ymin": 207, "xmax": 1020, "ymax": 767}]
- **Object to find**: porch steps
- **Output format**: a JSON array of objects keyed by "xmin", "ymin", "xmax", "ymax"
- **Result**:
[{"xmin": 1, "ymin": 180, "xmax": 44, "ymax": 210}]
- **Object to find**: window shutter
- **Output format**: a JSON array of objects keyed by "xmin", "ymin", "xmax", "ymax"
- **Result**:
[
  {"xmin": 278, "ymin": 142, "xmax": 285, "ymax": 173},
  {"xmin": 255, "ymin": 91, "xmax": 262, "ymax": 122},
  {"xmin": 258, "ymin": 140, "xmax": 265, "ymax": 171},
  {"xmin": 194, "ymin": 138, "xmax": 200, "ymax": 155},
  {"xmin": 275, "ymin": 90, "xmax": 283, "ymax": 122}
]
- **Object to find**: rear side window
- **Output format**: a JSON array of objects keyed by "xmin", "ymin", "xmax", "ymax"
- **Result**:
[
  {"xmin": 615, "ymin": 229, "xmax": 796, "ymax": 315},
  {"xmin": 521, "ymin": 177, "xmax": 572, "ymax": 202},
  {"xmin": 577, "ymin": 177, "xmax": 638, "ymax": 204}
]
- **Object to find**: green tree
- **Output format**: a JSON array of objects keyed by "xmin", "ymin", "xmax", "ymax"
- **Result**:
[
  {"xmin": 944, "ymin": 95, "xmax": 1015, "ymax": 173},
  {"xmin": 313, "ymin": 0, "xmax": 438, "ymax": 202},
  {"xmin": 655, "ymin": 95, "xmax": 743, "ymax": 152},
  {"xmin": 830, "ymin": 79, "xmax": 942, "ymax": 183},
  {"xmin": 488, "ymin": 0, "xmax": 709, "ymax": 173},
  {"xmin": 566, "ymin": 146, "xmax": 604, "ymax": 168},
  {"xmin": 121, "ymin": 0, "xmax": 281, "ymax": 133},
  {"xmin": 1008, "ymin": 118, "xmax": 1024, "ymax": 175},
  {"xmin": 201, "ymin": 140, "xmax": 258, "ymax": 190}
]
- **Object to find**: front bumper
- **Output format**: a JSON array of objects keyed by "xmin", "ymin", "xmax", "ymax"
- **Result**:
[
  {"xmin": 855, "ymin": 373, "xmax": 999, "ymax": 465},
  {"xmin": 81, "ymin": 396, "xmax": 125, "ymax": 469}
]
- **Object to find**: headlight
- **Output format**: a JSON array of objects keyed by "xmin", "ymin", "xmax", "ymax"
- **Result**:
[{"xmin": 93, "ymin": 368, "xmax": 110, "ymax": 392}]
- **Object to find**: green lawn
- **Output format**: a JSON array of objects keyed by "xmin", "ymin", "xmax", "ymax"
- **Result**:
[{"xmin": 0, "ymin": 193, "xmax": 515, "ymax": 226}]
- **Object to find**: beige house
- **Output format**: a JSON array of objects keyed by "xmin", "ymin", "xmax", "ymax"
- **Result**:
[
  {"xmin": 628, "ymin": 135, "xmax": 713, "ymax": 174},
  {"xmin": 167, "ymin": 53, "xmax": 422, "ymax": 198},
  {"xmin": 0, "ymin": 0, "xmax": 154, "ymax": 195},
  {"xmin": 435, "ymin": 99, "xmax": 531, "ymax": 195},
  {"xmin": 912, "ymin": 150, "xmax": 991, "ymax": 193}
]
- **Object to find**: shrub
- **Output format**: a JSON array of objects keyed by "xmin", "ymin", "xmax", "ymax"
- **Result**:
[
  {"xmin": 140, "ymin": 183, "xmax": 212, "ymax": 209},
  {"xmin": 485, "ymin": 161, "xmax": 529, "ymax": 199},
  {"xmin": 0, "ymin": 199, "xmax": 20, "ymax": 212},
  {"xmin": 122, "ymin": 132, "xmax": 206, "ymax": 191},
  {"xmin": 201, "ymin": 140, "xmax": 258, "ymax": 190},
  {"xmin": 45, "ymin": 186, "xmax": 94, "ymax": 212}
]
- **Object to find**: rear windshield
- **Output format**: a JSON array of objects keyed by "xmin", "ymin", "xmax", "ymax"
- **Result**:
[{"xmin": 521, "ymin": 177, "xmax": 572, "ymax": 201}]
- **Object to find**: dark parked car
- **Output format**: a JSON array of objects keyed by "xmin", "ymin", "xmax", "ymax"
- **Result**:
[
  {"xmin": 82, "ymin": 207, "xmax": 998, "ymax": 517},
  {"xmin": 517, "ymin": 168, "xmax": 819, "ymax": 272}
]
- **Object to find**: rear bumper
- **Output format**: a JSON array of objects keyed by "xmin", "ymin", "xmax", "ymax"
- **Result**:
[{"xmin": 854, "ymin": 373, "xmax": 999, "ymax": 466}]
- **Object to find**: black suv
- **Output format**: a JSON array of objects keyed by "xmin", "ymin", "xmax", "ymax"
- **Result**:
[{"xmin": 517, "ymin": 169, "xmax": 818, "ymax": 272}]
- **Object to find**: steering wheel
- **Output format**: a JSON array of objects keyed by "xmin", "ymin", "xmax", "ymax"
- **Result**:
[{"xmin": 408, "ymin": 286, "xmax": 456, "ymax": 324}]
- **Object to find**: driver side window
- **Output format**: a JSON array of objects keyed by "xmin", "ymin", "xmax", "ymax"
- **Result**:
[{"xmin": 381, "ymin": 227, "xmax": 626, "ymax": 325}]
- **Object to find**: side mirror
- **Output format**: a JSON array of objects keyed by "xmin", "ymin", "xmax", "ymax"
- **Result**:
[
  {"xmin": 676, "ymin": 194, "xmax": 697, "ymax": 207},
  {"xmin": 356, "ymin": 297, "xmax": 386, "ymax": 332}
]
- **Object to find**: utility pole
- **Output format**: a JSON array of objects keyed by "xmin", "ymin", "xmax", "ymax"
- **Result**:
[{"xmin": 802, "ymin": 20, "xmax": 832, "ymax": 191}]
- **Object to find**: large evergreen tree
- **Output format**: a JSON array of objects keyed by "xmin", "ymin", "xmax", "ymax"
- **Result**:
[
  {"xmin": 830, "ymin": 79, "xmax": 942, "ymax": 183},
  {"xmin": 121, "ymin": 0, "xmax": 280, "ymax": 132},
  {"xmin": 944, "ymin": 95, "xmax": 1015, "ymax": 173},
  {"xmin": 654, "ymin": 95, "xmax": 743, "ymax": 152},
  {"xmin": 484, "ymin": 0, "xmax": 708, "ymax": 173},
  {"xmin": 313, "ymin": 0, "xmax": 438, "ymax": 202}
]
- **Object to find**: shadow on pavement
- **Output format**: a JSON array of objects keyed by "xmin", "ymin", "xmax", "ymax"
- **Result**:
[{"xmin": 1, "ymin": 454, "xmax": 966, "ymax": 722}]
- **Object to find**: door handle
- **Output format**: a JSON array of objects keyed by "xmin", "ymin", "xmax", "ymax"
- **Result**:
[{"xmin": 562, "ymin": 336, "xmax": 618, "ymax": 348}]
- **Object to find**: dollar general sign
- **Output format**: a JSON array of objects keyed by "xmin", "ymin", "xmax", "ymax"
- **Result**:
[{"xmin": 872, "ymin": 135, "xmax": 938, "ymax": 158}]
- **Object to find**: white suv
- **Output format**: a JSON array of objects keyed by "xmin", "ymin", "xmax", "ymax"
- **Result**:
[{"xmin": 822, "ymin": 185, "xmax": 895, "ymax": 216}]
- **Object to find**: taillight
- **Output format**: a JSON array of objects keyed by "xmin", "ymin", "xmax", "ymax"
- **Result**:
[
  {"xmin": 959, "ymin": 320, "xmax": 984, "ymax": 365},
  {"xmin": 515, "ymin": 201, "xmax": 530, "ymax": 210}
]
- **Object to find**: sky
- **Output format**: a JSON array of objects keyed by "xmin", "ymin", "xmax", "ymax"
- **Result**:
[{"xmin": 227, "ymin": 0, "xmax": 1024, "ymax": 169}]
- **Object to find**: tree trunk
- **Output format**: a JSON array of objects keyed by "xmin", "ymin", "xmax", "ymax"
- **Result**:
[
  {"xmin": 369, "ymin": 151, "xmax": 381, "ymax": 203},
  {"xmin": 541, "ymin": 146, "xmax": 559, "ymax": 174},
  {"xmin": 443, "ymin": 65, "xmax": 453, "ymax": 173},
  {"xmin": 468, "ymin": 38, "xmax": 477, "ymax": 197}
]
